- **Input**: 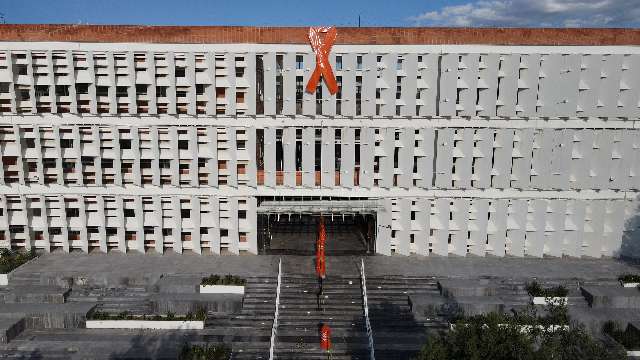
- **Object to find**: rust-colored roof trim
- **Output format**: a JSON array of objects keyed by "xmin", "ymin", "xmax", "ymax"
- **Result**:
[{"xmin": 0, "ymin": 24, "xmax": 638, "ymax": 45}]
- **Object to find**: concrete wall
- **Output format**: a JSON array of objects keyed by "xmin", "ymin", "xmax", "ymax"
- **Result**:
[{"xmin": 0, "ymin": 42, "xmax": 638, "ymax": 258}]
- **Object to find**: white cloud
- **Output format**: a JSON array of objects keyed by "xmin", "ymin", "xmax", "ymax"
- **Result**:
[{"xmin": 408, "ymin": 0, "xmax": 640, "ymax": 27}]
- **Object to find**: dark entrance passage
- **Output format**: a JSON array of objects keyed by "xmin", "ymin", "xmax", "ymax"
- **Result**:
[{"xmin": 258, "ymin": 214, "xmax": 375, "ymax": 255}]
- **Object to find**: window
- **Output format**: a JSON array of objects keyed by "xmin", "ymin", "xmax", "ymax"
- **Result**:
[
  {"xmin": 135, "ymin": 84, "xmax": 147, "ymax": 95},
  {"xmin": 101, "ymin": 159, "xmax": 114, "ymax": 168},
  {"xmin": 175, "ymin": 67, "xmax": 185, "ymax": 78},
  {"xmin": 55, "ymin": 85, "xmax": 69, "ymax": 96},
  {"xmin": 35, "ymin": 85, "xmax": 49, "ymax": 97},
  {"xmin": 159, "ymin": 159, "xmax": 171, "ymax": 169},
  {"xmin": 96, "ymin": 86, "xmax": 109, "ymax": 97},
  {"xmin": 335, "ymin": 55, "xmax": 342, "ymax": 70},
  {"xmin": 356, "ymin": 56, "xmax": 363, "ymax": 70},
  {"xmin": 156, "ymin": 86, "xmax": 167, "ymax": 97},
  {"xmin": 65, "ymin": 208, "xmax": 79, "ymax": 218},
  {"xmin": 178, "ymin": 140, "xmax": 189, "ymax": 150},
  {"xmin": 181, "ymin": 209, "xmax": 191, "ymax": 218},
  {"xmin": 140, "ymin": 159, "xmax": 151, "ymax": 169},
  {"xmin": 119, "ymin": 139, "xmax": 131, "ymax": 149},
  {"xmin": 60, "ymin": 138, "xmax": 73, "ymax": 148},
  {"xmin": 116, "ymin": 86, "xmax": 128, "ymax": 97},
  {"xmin": 196, "ymin": 84, "xmax": 205, "ymax": 95},
  {"xmin": 296, "ymin": 55, "xmax": 304, "ymax": 70},
  {"xmin": 76, "ymin": 83, "xmax": 89, "ymax": 94},
  {"xmin": 124, "ymin": 208, "xmax": 135, "ymax": 217},
  {"xmin": 162, "ymin": 228, "xmax": 172, "ymax": 236}
]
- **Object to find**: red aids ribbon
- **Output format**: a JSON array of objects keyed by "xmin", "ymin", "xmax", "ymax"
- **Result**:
[
  {"xmin": 320, "ymin": 324, "xmax": 332, "ymax": 351},
  {"xmin": 306, "ymin": 26, "xmax": 339, "ymax": 95}
]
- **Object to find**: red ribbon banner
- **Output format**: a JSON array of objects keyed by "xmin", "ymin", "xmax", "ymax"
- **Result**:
[{"xmin": 306, "ymin": 26, "xmax": 339, "ymax": 95}]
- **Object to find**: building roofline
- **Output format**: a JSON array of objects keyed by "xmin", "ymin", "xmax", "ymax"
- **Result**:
[{"xmin": 0, "ymin": 24, "xmax": 638, "ymax": 45}]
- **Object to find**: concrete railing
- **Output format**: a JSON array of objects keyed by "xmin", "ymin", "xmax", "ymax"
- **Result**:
[
  {"xmin": 360, "ymin": 259, "xmax": 376, "ymax": 360},
  {"xmin": 269, "ymin": 257, "xmax": 283, "ymax": 360}
]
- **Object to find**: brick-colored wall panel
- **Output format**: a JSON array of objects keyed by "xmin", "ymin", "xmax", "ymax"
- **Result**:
[{"xmin": 0, "ymin": 24, "xmax": 638, "ymax": 45}]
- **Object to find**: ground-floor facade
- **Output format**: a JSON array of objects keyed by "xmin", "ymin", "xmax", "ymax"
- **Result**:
[{"xmin": 1, "ymin": 190, "xmax": 637, "ymax": 258}]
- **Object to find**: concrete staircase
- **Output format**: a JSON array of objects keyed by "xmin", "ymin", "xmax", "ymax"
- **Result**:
[
  {"xmin": 366, "ymin": 276, "xmax": 448, "ymax": 360},
  {"xmin": 203, "ymin": 275, "xmax": 276, "ymax": 359},
  {"xmin": 274, "ymin": 274, "xmax": 370, "ymax": 359}
]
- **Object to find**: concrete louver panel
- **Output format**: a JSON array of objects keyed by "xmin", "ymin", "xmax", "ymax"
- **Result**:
[
  {"xmin": 283, "ymin": 127, "xmax": 296, "ymax": 188},
  {"xmin": 341, "ymin": 127, "xmax": 355, "ymax": 188},
  {"xmin": 263, "ymin": 127, "xmax": 276, "ymax": 188},
  {"xmin": 341, "ymin": 53, "xmax": 356, "ymax": 116},
  {"xmin": 302, "ymin": 52, "xmax": 315, "ymax": 116},
  {"xmin": 263, "ymin": 53, "xmax": 277, "ymax": 115},
  {"xmin": 496, "ymin": 54, "xmax": 518, "ymax": 117},
  {"xmin": 359, "ymin": 127, "xmax": 375, "ymax": 189},
  {"xmin": 282, "ymin": 52, "xmax": 296, "ymax": 115},
  {"xmin": 321, "ymin": 128, "xmax": 335, "ymax": 188},
  {"xmin": 362, "ymin": 53, "xmax": 376, "ymax": 117},
  {"xmin": 301, "ymin": 127, "xmax": 315, "ymax": 187}
]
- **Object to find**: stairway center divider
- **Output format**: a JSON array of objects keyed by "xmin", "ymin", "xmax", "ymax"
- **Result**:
[
  {"xmin": 360, "ymin": 258, "xmax": 376, "ymax": 360},
  {"xmin": 269, "ymin": 257, "xmax": 283, "ymax": 360}
]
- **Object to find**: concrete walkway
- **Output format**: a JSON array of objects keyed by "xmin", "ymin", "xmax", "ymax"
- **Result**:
[{"xmin": 13, "ymin": 253, "xmax": 639, "ymax": 285}]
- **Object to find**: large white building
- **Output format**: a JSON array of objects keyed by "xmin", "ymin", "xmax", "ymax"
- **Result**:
[{"xmin": 0, "ymin": 25, "xmax": 638, "ymax": 257}]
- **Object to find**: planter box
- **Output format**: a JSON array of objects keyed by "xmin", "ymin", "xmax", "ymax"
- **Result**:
[
  {"xmin": 85, "ymin": 320, "xmax": 204, "ymax": 330},
  {"xmin": 531, "ymin": 297, "xmax": 568, "ymax": 305},
  {"xmin": 620, "ymin": 281, "xmax": 639, "ymax": 288},
  {"xmin": 0, "ymin": 274, "xmax": 7, "ymax": 286},
  {"xmin": 199, "ymin": 285, "xmax": 245, "ymax": 295}
]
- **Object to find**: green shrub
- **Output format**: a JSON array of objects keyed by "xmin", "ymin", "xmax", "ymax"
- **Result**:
[
  {"xmin": 0, "ymin": 248, "xmax": 38, "ymax": 274},
  {"xmin": 88, "ymin": 310, "xmax": 206, "ymax": 321},
  {"xmin": 200, "ymin": 274, "xmax": 246, "ymax": 286},
  {"xmin": 617, "ymin": 274, "xmax": 640, "ymax": 283},
  {"xmin": 603, "ymin": 321, "xmax": 640, "ymax": 350},
  {"xmin": 180, "ymin": 343, "xmax": 231, "ymax": 360},
  {"xmin": 526, "ymin": 281, "xmax": 568, "ymax": 298},
  {"xmin": 417, "ymin": 305, "xmax": 623, "ymax": 360}
]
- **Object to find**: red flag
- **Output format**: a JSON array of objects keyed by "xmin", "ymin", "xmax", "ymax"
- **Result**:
[
  {"xmin": 316, "ymin": 217, "xmax": 326, "ymax": 278},
  {"xmin": 320, "ymin": 323, "xmax": 332, "ymax": 351}
]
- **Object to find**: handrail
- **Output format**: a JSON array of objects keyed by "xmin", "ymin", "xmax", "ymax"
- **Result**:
[
  {"xmin": 269, "ymin": 257, "xmax": 283, "ymax": 360},
  {"xmin": 360, "ymin": 258, "xmax": 376, "ymax": 360}
]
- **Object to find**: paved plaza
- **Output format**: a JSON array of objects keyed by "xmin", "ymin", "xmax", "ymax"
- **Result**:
[{"xmin": 0, "ymin": 253, "xmax": 639, "ymax": 359}]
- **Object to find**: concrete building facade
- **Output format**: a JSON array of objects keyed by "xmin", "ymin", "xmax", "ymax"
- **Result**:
[{"xmin": 0, "ymin": 25, "xmax": 639, "ymax": 257}]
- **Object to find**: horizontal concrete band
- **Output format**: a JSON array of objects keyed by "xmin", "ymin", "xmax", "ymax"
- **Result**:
[
  {"xmin": 0, "ymin": 184, "xmax": 635, "ymax": 200},
  {"xmin": 1, "ymin": 115, "xmax": 638, "ymax": 129}
]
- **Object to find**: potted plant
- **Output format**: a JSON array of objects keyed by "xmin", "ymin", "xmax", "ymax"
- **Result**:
[
  {"xmin": 618, "ymin": 274, "xmax": 640, "ymax": 288},
  {"xmin": 603, "ymin": 321, "xmax": 640, "ymax": 356},
  {"xmin": 85, "ymin": 308, "xmax": 207, "ymax": 330},
  {"xmin": 0, "ymin": 249, "xmax": 38, "ymax": 286},
  {"xmin": 526, "ymin": 281, "xmax": 568, "ymax": 305},
  {"xmin": 199, "ymin": 274, "xmax": 246, "ymax": 295}
]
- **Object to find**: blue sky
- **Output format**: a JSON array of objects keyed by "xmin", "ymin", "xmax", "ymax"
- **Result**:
[{"xmin": 2, "ymin": 0, "xmax": 639, "ymax": 28}]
